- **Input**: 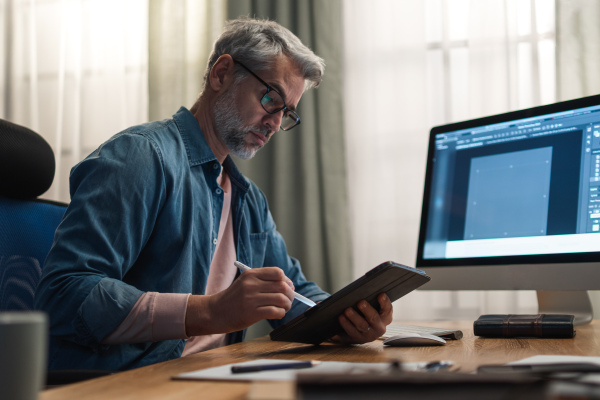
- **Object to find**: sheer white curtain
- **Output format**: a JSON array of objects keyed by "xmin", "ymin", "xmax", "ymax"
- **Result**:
[
  {"xmin": 148, "ymin": 0, "xmax": 226, "ymax": 121},
  {"xmin": 556, "ymin": 0, "xmax": 600, "ymax": 309},
  {"xmin": 556, "ymin": 0, "xmax": 600, "ymax": 101},
  {"xmin": 343, "ymin": 0, "xmax": 556, "ymax": 321},
  {"xmin": 1, "ymin": 0, "xmax": 149, "ymax": 203}
]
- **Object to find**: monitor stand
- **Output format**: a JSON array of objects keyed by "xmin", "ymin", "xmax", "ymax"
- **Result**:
[{"xmin": 537, "ymin": 290, "xmax": 593, "ymax": 325}]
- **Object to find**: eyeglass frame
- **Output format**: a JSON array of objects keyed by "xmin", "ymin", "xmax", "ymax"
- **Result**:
[{"xmin": 233, "ymin": 60, "xmax": 301, "ymax": 131}]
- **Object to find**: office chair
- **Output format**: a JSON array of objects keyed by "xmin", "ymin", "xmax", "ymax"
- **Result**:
[
  {"xmin": 0, "ymin": 118, "xmax": 64, "ymax": 310},
  {"xmin": 0, "ymin": 119, "xmax": 112, "ymax": 386}
]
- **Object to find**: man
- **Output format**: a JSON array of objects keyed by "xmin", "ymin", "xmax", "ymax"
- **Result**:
[{"xmin": 35, "ymin": 17, "xmax": 393, "ymax": 371}]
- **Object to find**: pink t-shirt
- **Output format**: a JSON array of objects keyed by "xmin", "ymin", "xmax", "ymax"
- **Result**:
[{"xmin": 102, "ymin": 169, "xmax": 237, "ymax": 356}]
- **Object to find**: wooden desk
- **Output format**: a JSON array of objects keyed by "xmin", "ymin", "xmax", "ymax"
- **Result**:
[{"xmin": 40, "ymin": 320, "xmax": 600, "ymax": 400}]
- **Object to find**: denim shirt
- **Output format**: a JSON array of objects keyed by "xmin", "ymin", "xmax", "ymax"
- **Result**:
[{"xmin": 34, "ymin": 107, "xmax": 329, "ymax": 371}]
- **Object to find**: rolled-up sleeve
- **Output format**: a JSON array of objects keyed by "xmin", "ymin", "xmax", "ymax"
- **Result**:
[
  {"xmin": 35, "ymin": 132, "xmax": 166, "ymax": 349},
  {"xmin": 101, "ymin": 292, "xmax": 190, "ymax": 344}
]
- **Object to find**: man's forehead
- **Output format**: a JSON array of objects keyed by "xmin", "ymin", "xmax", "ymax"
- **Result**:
[{"xmin": 260, "ymin": 56, "xmax": 305, "ymax": 107}]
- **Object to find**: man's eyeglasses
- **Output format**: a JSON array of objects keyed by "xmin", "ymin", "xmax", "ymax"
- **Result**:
[{"xmin": 234, "ymin": 61, "xmax": 301, "ymax": 131}]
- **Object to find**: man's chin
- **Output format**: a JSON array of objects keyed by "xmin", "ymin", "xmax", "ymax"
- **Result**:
[{"xmin": 231, "ymin": 145, "xmax": 259, "ymax": 160}]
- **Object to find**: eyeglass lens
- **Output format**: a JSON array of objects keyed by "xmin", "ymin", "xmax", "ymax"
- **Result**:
[{"xmin": 261, "ymin": 92, "xmax": 300, "ymax": 131}]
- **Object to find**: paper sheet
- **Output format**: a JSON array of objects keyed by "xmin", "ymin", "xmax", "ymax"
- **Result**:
[
  {"xmin": 173, "ymin": 359, "xmax": 432, "ymax": 382},
  {"xmin": 509, "ymin": 355, "xmax": 600, "ymax": 365}
]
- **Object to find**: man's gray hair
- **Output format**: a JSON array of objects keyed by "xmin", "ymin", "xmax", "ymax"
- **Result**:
[{"xmin": 204, "ymin": 17, "xmax": 325, "ymax": 90}]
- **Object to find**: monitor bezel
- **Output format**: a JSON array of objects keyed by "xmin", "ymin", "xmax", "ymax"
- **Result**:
[{"xmin": 416, "ymin": 94, "xmax": 600, "ymax": 270}]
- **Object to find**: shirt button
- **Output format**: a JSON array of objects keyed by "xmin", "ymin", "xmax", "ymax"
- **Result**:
[
  {"xmin": 213, "ymin": 238, "xmax": 218, "ymax": 245},
  {"xmin": 216, "ymin": 188, "xmax": 222, "ymax": 195},
  {"xmin": 212, "ymin": 163, "xmax": 219, "ymax": 170}
]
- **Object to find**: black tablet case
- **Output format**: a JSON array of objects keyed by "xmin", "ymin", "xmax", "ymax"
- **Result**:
[{"xmin": 269, "ymin": 261, "xmax": 431, "ymax": 344}]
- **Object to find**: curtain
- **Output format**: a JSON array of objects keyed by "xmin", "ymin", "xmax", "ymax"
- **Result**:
[
  {"xmin": 343, "ymin": 0, "xmax": 557, "ymax": 321},
  {"xmin": 556, "ymin": 0, "xmax": 600, "ymax": 311},
  {"xmin": 148, "ymin": 0, "xmax": 226, "ymax": 121},
  {"xmin": 0, "ymin": 0, "xmax": 149, "ymax": 203},
  {"xmin": 226, "ymin": 0, "xmax": 352, "ymax": 294}
]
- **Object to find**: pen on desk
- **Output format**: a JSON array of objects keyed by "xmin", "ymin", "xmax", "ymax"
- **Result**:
[
  {"xmin": 231, "ymin": 361, "xmax": 320, "ymax": 374},
  {"xmin": 424, "ymin": 361, "xmax": 454, "ymax": 372},
  {"xmin": 234, "ymin": 261, "xmax": 316, "ymax": 307}
]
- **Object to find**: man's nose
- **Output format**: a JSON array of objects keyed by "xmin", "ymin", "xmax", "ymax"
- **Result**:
[{"xmin": 264, "ymin": 110, "xmax": 283, "ymax": 133}]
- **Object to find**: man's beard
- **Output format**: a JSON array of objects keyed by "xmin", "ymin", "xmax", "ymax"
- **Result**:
[{"xmin": 214, "ymin": 86, "xmax": 270, "ymax": 160}]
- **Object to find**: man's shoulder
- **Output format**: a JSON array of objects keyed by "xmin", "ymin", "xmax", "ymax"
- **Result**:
[
  {"xmin": 127, "ymin": 107, "xmax": 194, "ymax": 138},
  {"xmin": 116, "ymin": 118, "xmax": 179, "ymax": 144},
  {"xmin": 98, "ymin": 117, "xmax": 185, "ymax": 159}
]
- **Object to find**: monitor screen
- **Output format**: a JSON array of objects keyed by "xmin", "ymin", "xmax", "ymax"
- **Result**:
[{"xmin": 416, "ymin": 95, "xmax": 600, "ymax": 323}]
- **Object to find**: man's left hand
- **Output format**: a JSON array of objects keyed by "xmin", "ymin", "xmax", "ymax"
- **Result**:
[{"xmin": 334, "ymin": 293, "xmax": 393, "ymax": 344}]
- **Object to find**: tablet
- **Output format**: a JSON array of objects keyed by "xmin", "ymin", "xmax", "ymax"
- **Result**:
[{"xmin": 269, "ymin": 261, "xmax": 431, "ymax": 344}]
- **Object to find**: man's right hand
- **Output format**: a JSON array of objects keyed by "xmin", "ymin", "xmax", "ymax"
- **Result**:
[{"xmin": 184, "ymin": 267, "xmax": 295, "ymax": 336}]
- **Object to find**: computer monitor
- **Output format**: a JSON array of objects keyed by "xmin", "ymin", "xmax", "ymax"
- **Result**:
[{"xmin": 416, "ymin": 94, "xmax": 600, "ymax": 324}]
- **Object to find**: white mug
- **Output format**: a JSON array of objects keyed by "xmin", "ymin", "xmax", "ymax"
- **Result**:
[{"xmin": 0, "ymin": 312, "xmax": 48, "ymax": 400}]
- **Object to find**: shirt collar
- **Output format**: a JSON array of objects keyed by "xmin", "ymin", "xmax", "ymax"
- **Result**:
[
  {"xmin": 173, "ymin": 106, "xmax": 249, "ymax": 192},
  {"xmin": 173, "ymin": 106, "xmax": 218, "ymax": 167}
]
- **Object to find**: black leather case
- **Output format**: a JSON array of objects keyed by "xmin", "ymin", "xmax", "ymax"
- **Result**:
[
  {"xmin": 473, "ymin": 314, "xmax": 575, "ymax": 338},
  {"xmin": 269, "ymin": 261, "xmax": 431, "ymax": 345}
]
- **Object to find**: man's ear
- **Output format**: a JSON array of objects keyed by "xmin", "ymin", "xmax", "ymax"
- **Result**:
[{"xmin": 209, "ymin": 55, "xmax": 236, "ymax": 92}]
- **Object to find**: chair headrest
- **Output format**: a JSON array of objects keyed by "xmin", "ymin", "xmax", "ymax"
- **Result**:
[{"xmin": 0, "ymin": 119, "xmax": 55, "ymax": 199}]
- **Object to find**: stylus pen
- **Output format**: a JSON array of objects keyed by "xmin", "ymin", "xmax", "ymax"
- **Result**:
[
  {"xmin": 231, "ymin": 361, "xmax": 319, "ymax": 374},
  {"xmin": 234, "ymin": 261, "xmax": 317, "ymax": 307}
]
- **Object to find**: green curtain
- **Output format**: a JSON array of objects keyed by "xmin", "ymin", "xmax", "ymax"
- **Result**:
[{"xmin": 227, "ymin": 0, "xmax": 351, "ymax": 293}]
